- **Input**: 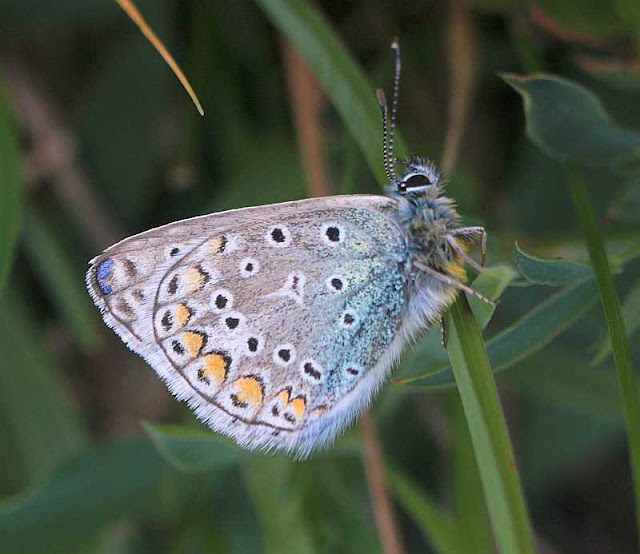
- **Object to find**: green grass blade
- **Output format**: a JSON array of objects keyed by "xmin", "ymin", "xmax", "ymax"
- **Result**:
[
  {"xmin": 21, "ymin": 209, "xmax": 102, "ymax": 353},
  {"xmin": 446, "ymin": 298, "xmax": 535, "ymax": 554},
  {"xmin": 448, "ymin": 392, "xmax": 495, "ymax": 553},
  {"xmin": 566, "ymin": 164, "xmax": 640, "ymax": 536},
  {"xmin": 386, "ymin": 463, "xmax": 463, "ymax": 554},
  {"xmin": 0, "ymin": 293, "xmax": 87, "ymax": 485},
  {"xmin": 592, "ymin": 278, "xmax": 640, "ymax": 365},
  {"xmin": 0, "ymin": 77, "xmax": 22, "ymax": 295},
  {"xmin": 252, "ymin": 0, "xmax": 400, "ymax": 184}
]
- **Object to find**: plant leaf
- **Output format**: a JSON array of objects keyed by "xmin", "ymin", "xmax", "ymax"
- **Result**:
[
  {"xmin": 514, "ymin": 241, "xmax": 594, "ymax": 286},
  {"xmin": 501, "ymin": 73, "xmax": 640, "ymax": 168},
  {"xmin": 142, "ymin": 421, "xmax": 254, "ymax": 474},
  {"xmin": 399, "ymin": 278, "xmax": 599, "ymax": 388}
]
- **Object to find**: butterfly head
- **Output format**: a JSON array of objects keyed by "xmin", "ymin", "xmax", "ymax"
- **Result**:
[
  {"xmin": 394, "ymin": 157, "xmax": 443, "ymax": 195},
  {"xmin": 376, "ymin": 41, "xmax": 443, "ymax": 198}
]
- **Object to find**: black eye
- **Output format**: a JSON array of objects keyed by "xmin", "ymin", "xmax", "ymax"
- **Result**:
[{"xmin": 401, "ymin": 173, "xmax": 431, "ymax": 191}]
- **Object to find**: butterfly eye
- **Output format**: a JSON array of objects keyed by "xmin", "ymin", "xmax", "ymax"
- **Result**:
[{"xmin": 399, "ymin": 173, "xmax": 432, "ymax": 192}]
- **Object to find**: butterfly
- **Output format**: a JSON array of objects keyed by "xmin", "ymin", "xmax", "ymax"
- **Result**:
[{"xmin": 86, "ymin": 39, "xmax": 491, "ymax": 457}]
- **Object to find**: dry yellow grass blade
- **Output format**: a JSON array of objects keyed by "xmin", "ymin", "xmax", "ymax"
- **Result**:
[{"xmin": 115, "ymin": 0, "xmax": 204, "ymax": 116}]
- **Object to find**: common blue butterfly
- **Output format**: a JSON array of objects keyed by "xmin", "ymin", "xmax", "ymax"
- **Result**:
[{"xmin": 86, "ymin": 39, "xmax": 490, "ymax": 457}]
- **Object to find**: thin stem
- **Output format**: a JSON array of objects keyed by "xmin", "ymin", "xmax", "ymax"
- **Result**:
[
  {"xmin": 2, "ymin": 60, "xmax": 121, "ymax": 247},
  {"xmin": 440, "ymin": 0, "xmax": 477, "ymax": 175},
  {"xmin": 361, "ymin": 413, "xmax": 406, "ymax": 554},
  {"xmin": 281, "ymin": 41, "xmax": 331, "ymax": 197},
  {"xmin": 566, "ymin": 164, "xmax": 640, "ymax": 542}
]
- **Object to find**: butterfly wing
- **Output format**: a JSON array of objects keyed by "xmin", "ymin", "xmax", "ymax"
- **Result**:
[{"xmin": 87, "ymin": 195, "xmax": 412, "ymax": 455}]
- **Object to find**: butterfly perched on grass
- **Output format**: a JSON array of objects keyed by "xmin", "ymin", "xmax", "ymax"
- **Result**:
[{"xmin": 86, "ymin": 39, "xmax": 490, "ymax": 457}]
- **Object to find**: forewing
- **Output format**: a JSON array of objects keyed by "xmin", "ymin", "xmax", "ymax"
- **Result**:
[{"xmin": 87, "ymin": 195, "xmax": 409, "ymax": 455}]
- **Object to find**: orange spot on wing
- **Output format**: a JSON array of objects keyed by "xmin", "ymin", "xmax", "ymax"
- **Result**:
[
  {"xmin": 209, "ymin": 236, "xmax": 225, "ymax": 254},
  {"xmin": 182, "ymin": 331, "xmax": 205, "ymax": 358},
  {"xmin": 289, "ymin": 397, "xmax": 306, "ymax": 419},
  {"xmin": 275, "ymin": 388, "xmax": 306, "ymax": 420},
  {"xmin": 277, "ymin": 389, "xmax": 291, "ymax": 404},
  {"xmin": 185, "ymin": 266, "xmax": 205, "ymax": 293},
  {"xmin": 235, "ymin": 376, "xmax": 264, "ymax": 408},
  {"xmin": 175, "ymin": 304, "xmax": 192, "ymax": 327},
  {"xmin": 201, "ymin": 353, "xmax": 228, "ymax": 384}
]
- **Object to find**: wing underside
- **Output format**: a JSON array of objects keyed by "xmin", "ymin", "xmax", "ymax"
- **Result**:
[{"xmin": 87, "ymin": 195, "xmax": 411, "ymax": 454}]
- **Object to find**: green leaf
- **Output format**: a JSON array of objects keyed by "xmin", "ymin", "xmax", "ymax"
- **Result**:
[
  {"xmin": 592, "ymin": 278, "xmax": 640, "ymax": 364},
  {"xmin": 0, "ymin": 293, "xmax": 87, "ymax": 488},
  {"xmin": 446, "ymin": 299, "xmax": 535, "ymax": 554},
  {"xmin": 502, "ymin": 74, "xmax": 640, "ymax": 167},
  {"xmin": 566, "ymin": 165, "xmax": 640, "ymax": 533},
  {"xmin": 469, "ymin": 265, "xmax": 519, "ymax": 328},
  {"xmin": 244, "ymin": 458, "xmax": 315, "ymax": 554},
  {"xmin": 142, "ymin": 422, "xmax": 254, "ymax": 474},
  {"xmin": 252, "ymin": 0, "xmax": 395, "ymax": 184},
  {"xmin": 0, "ymin": 77, "xmax": 22, "ymax": 295},
  {"xmin": 514, "ymin": 241, "xmax": 594, "ymax": 286},
  {"xmin": 399, "ymin": 278, "xmax": 599, "ymax": 388},
  {"xmin": 21, "ymin": 209, "xmax": 101, "ymax": 353},
  {"xmin": 387, "ymin": 463, "xmax": 464, "ymax": 554},
  {"xmin": 0, "ymin": 438, "xmax": 204, "ymax": 554}
]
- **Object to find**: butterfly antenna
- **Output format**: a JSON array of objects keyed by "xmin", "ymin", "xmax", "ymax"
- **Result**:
[
  {"xmin": 376, "ymin": 38, "xmax": 402, "ymax": 185},
  {"xmin": 389, "ymin": 38, "xmax": 401, "ymax": 171},
  {"xmin": 376, "ymin": 89, "xmax": 395, "ymax": 184}
]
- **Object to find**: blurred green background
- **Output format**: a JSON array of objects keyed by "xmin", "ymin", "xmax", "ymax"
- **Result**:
[{"xmin": 1, "ymin": 0, "xmax": 639, "ymax": 552}]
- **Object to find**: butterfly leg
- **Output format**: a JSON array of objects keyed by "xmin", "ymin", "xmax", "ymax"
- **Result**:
[
  {"xmin": 450, "ymin": 226, "xmax": 487, "ymax": 267},
  {"xmin": 446, "ymin": 235, "xmax": 484, "ymax": 273},
  {"xmin": 414, "ymin": 260, "xmax": 494, "ymax": 305},
  {"xmin": 439, "ymin": 315, "xmax": 447, "ymax": 349}
]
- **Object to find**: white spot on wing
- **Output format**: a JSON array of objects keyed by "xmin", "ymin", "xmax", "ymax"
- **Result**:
[{"xmin": 266, "ymin": 272, "xmax": 305, "ymax": 306}]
